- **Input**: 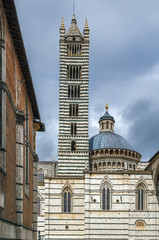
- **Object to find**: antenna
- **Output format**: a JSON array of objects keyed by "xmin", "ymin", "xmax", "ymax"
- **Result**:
[{"xmin": 73, "ymin": 0, "xmax": 75, "ymax": 14}]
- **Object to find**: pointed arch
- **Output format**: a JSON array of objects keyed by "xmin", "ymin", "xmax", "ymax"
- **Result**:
[
  {"xmin": 101, "ymin": 182, "xmax": 112, "ymax": 210},
  {"xmin": 100, "ymin": 176, "xmax": 112, "ymax": 211},
  {"xmin": 38, "ymin": 168, "xmax": 44, "ymax": 182},
  {"xmin": 100, "ymin": 175, "xmax": 112, "ymax": 189},
  {"xmin": 135, "ymin": 176, "xmax": 148, "ymax": 189},
  {"xmin": 136, "ymin": 181, "xmax": 147, "ymax": 211},
  {"xmin": 61, "ymin": 184, "xmax": 73, "ymax": 213}
]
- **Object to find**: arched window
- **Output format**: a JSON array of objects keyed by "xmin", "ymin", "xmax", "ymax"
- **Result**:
[
  {"xmin": 98, "ymin": 162, "xmax": 102, "ymax": 171},
  {"xmin": 101, "ymin": 184, "xmax": 111, "ymax": 210},
  {"xmin": 117, "ymin": 162, "xmax": 121, "ymax": 169},
  {"xmin": 102, "ymin": 122, "xmax": 104, "ymax": 130},
  {"xmin": 107, "ymin": 162, "xmax": 111, "ymax": 169},
  {"xmin": 136, "ymin": 184, "xmax": 146, "ymax": 211},
  {"xmin": 103, "ymin": 162, "xmax": 106, "ymax": 170},
  {"xmin": 94, "ymin": 163, "xmax": 97, "ymax": 171},
  {"xmin": 112, "ymin": 162, "xmax": 116, "ymax": 169},
  {"xmin": 122, "ymin": 162, "xmax": 125, "ymax": 169},
  {"xmin": 62, "ymin": 188, "xmax": 72, "ymax": 213},
  {"xmin": 37, "ymin": 197, "xmax": 41, "ymax": 216},
  {"xmin": 106, "ymin": 121, "xmax": 109, "ymax": 129},
  {"xmin": 38, "ymin": 169, "xmax": 44, "ymax": 182}
]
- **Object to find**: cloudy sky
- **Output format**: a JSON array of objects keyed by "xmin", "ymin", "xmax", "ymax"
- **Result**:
[{"xmin": 15, "ymin": 0, "xmax": 159, "ymax": 162}]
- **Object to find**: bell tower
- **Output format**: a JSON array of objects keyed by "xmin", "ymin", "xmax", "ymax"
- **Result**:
[{"xmin": 58, "ymin": 15, "xmax": 90, "ymax": 176}]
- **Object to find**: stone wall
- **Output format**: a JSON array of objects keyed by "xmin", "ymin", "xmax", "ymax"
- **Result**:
[
  {"xmin": 0, "ymin": 1, "xmax": 42, "ymax": 239},
  {"xmin": 38, "ymin": 164, "xmax": 159, "ymax": 240}
]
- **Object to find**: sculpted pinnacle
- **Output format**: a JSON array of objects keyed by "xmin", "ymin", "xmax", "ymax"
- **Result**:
[{"xmin": 60, "ymin": 17, "xmax": 65, "ymax": 29}]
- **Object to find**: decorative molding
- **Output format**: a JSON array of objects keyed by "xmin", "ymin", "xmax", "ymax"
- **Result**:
[
  {"xmin": 135, "ymin": 176, "xmax": 148, "ymax": 189},
  {"xmin": 0, "ymin": 38, "xmax": 5, "ymax": 49},
  {"xmin": 16, "ymin": 110, "xmax": 25, "ymax": 125},
  {"xmin": 100, "ymin": 175, "xmax": 112, "ymax": 190},
  {"xmin": 61, "ymin": 182, "xmax": 73, "ymax": 194}
]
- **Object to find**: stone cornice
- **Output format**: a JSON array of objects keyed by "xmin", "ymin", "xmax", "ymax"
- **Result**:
[{"xmin": 85, "ymin": 170, "xmax": 152, "ymax": 175}]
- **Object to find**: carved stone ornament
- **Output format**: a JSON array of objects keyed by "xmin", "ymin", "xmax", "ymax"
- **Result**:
[
  {"xmin": 0, "ymin": 81, "xmax": 6, "ymax": 90},
  {"xmin": 0, "ymin": 39, "xmax": 5, "ymax": 49},
  {"xmin": 33, "ymin": 152, "xmax": 39, "ymax": 162},
  {"xmin": 16, "ymin": 110, "xmax": 25, "ymax": 125}
]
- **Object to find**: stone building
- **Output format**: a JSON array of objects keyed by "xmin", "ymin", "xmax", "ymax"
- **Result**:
[
  {"xmin": 37, "ymin": 14, "xmax": 159, "ymax": 240},
  {"xmin": 0, "ymin": 0, "xmax": 45, "ymax": 239}
]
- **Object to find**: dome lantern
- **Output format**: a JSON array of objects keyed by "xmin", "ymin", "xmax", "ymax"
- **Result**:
[{"xmin": 99, "ymin": 104, "xmax": 115, "ymax": 132}]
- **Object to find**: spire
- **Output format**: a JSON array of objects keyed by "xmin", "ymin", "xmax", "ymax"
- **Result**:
[
  {"xmin": 83, "ymin": 18, "xmax": 89, "ymax": 38},
  {"xmin": 84, "ymin": 18, "xmax": 89, "ymax": 30},
  {"xmin": 73, "ymin": 0, "xmax": 75, "ymax": 15},
  {"xmin": 71, "ymin": 13, "xmax": 77, "ymax": 24},
  {"xmin": 60, "ymin": 17, "xmax": 65, "ymax": 29}
]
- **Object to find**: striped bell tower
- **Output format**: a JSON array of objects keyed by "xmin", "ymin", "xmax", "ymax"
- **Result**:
[{"xmin": 58, "ymin": 14, "xmax": 89, "ymax": 176}]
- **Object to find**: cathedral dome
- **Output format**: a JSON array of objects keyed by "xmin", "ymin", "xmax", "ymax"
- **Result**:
[
  {"xmin": 89, "ymin": 131, "xmax": 133, "ymax": 151},
  {"xmin": 89, "ymin": 104, "xmax": 133, "ymax": 151}
]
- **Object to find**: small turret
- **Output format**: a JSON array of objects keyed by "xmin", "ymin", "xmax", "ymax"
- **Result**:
[
  {"xmin": 60, "ymin": 17, "xmax": 65, "ymax": 40},
  {"xmin": 83, "ymin": 18, "xmax": 89, "ymax": 42}
]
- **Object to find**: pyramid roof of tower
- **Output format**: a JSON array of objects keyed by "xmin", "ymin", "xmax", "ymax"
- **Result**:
[{"xmin": 66, "ymin": 14, "xmax": 83, "ymax": 39}]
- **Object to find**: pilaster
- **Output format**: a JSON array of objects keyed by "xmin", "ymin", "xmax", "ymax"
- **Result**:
[
  {"xmin": 15, "ymin": 110, "xmax": 25, "ymax": 239},
  {"xmin": 33, "ymin": 152, "xmax": 39, "ymax": 240}
]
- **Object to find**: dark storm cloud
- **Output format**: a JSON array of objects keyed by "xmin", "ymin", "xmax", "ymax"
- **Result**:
[
  {"xmin": 123, "ymin": 99, "xmax": 159, "ymax": 160},
  {"xmin": 14, "ymin": 0, "xmax": 159, "ymax": 161}
]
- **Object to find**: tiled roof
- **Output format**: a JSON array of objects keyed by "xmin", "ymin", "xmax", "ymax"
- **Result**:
[
  {"xmin": 89, "ymin": 131, "xmax": 133, "ymax": 151},
  {"xmin": 99, "ymin": 111, "xmax": 115, "ymax": 123}
]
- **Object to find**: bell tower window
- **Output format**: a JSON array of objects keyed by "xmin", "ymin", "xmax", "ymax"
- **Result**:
[
  {"xmin": 71, "ymin": 123, "xmax": 77, "ymax": 136},
  {"xmin": 68, "ymin": 85, "xmax": 80, "ymax": 98},
  {"xmin": 67, "ymin": 44, "xmax": 82, "ymax": 56},
  {"xmin": 67, "ymin": 65, "xmax": 81, "ymax": 79},
  {"xmin": 69, "ymin": 104, "xmax": 78, "ymax": 117}
]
